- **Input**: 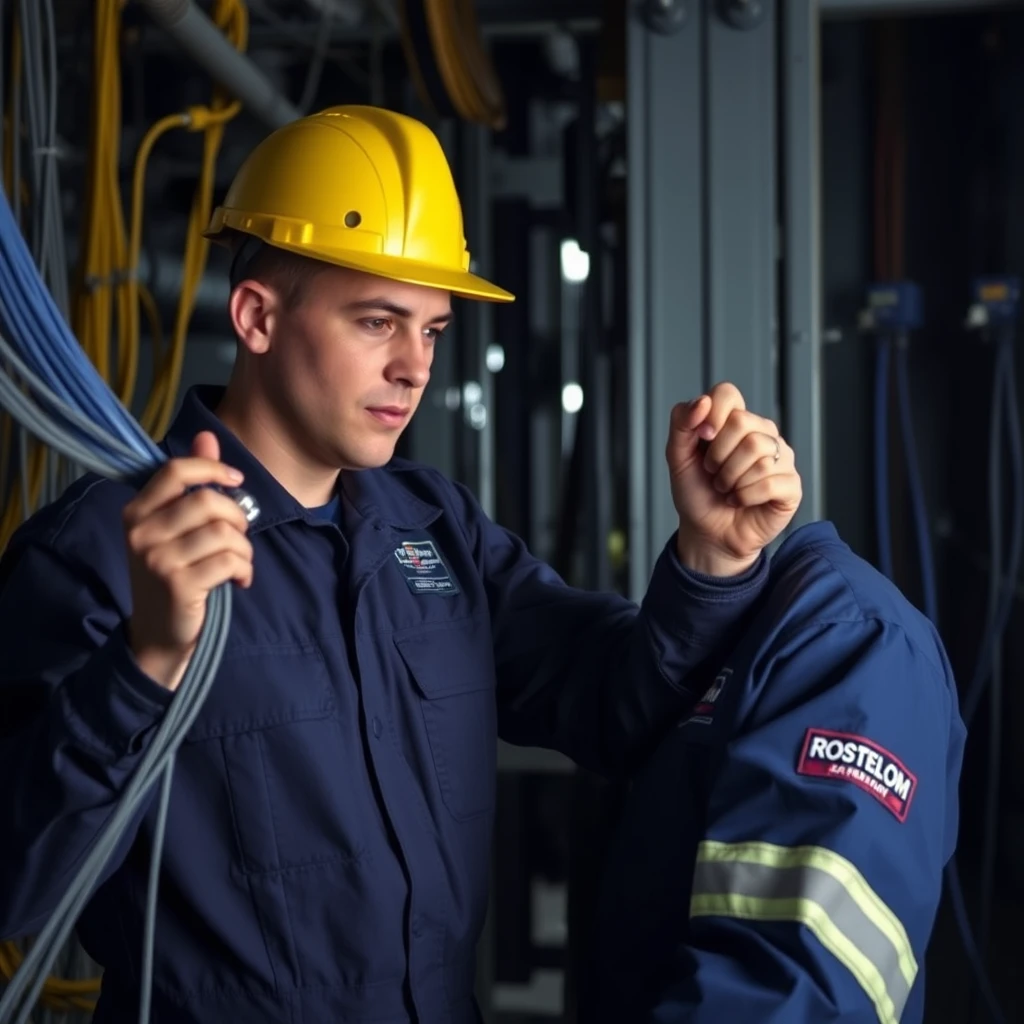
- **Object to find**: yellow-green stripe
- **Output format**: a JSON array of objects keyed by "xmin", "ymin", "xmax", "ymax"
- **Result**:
[{"xmin": 691, "ymin": 840, "xmax": 917, "ymax": 1024}]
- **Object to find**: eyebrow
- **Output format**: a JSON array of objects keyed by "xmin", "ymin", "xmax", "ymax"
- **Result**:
[{"xmin": 344, "ymin": 298, "xmax": 453, "ymax": 326}]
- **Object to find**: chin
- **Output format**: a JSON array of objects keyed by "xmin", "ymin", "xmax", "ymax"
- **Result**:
[{"xmin": 339, "ymin": 442, "xmax": 398, "ymax": 471}]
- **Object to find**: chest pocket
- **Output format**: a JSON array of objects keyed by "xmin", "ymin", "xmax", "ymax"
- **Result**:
[
  {"xmin": 182, "ymin": 642, "xmax": 364, "ymax": 872},
  {"xmin": 394, "ymin": 615, "xmax": 497, "ymax": 822}
]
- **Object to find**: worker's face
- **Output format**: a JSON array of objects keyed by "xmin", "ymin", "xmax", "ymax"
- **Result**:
[{"xmin": 237, "ymin": 265, "xmax": 451, "ymax": 471}]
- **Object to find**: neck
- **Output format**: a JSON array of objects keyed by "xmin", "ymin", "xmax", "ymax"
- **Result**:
[{"xmin": 215, "ymin": 381, "xmax": 340, "ymax": 508}]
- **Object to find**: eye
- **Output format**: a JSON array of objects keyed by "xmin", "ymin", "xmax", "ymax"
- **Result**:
[
  {"xmin": 362, "ymin": 317, "xmax": 392, "ymax": 333},
  {"xmin": 424, "ymin": 327, "xmax": 446, "ymax": 343}
]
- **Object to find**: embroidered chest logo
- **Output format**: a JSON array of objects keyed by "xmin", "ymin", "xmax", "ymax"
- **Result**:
[
  {"xmin": 393, "ymin": 539, "xmax": 460, "ymax": 596},
  {"xmin": 796, "ymin": 728, "xmax": 917, "ymax": 822},
  {"xmin": 681, "ymin": 668, "xmax": 732, "ymax": 727}
]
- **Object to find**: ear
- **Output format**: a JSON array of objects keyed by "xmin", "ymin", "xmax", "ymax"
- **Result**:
[{"xmin": 229, "ymin": 280, "xmax": 278, "ymax": 355}]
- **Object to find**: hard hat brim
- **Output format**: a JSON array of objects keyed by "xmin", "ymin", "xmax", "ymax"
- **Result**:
[
  {"xmin": 209, "ymin": 229, "xmax": 515, "ymax": 304},
  {"xmin": 323, "ymin": 249, "xmax": 516, "ymax": 303}
]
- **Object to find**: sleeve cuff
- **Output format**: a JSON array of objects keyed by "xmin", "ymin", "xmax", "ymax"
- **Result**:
[
  {"xmin": 643, "ymin": 534, "xmax": 769, "ymax": 640},
  {"xmin": 665, "ymin": 533, "xmax": 769, "ymax": 598},
  {"xmin": 61, "ymin": 624, "xmax": 174, "ymax": 759}
]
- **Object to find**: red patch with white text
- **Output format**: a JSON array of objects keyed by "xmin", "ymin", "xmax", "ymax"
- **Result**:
[{"xmin": 796, "ymin": 728, "xmax": 917, "ymax": 822}]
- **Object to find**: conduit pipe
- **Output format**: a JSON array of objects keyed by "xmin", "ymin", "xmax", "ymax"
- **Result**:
[{"xmin": 136, "ymin": 0, "xmax": 301, "ymax": 129}]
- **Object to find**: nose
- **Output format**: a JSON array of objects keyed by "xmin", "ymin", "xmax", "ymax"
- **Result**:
[{"xmin": 386, "ymin": 330, "xmax": 433, "ymax": 390}]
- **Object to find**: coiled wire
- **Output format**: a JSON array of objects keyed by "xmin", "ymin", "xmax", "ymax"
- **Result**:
[{"xmin": 0, "ymin": 138, "xmax": 246, "ymax": 1024}]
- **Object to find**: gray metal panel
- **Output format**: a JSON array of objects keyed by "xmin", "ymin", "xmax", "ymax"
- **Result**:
[
  {"xmin": 627, "ymin": 0, "xmax": 706, "ymax": 601},
  {"xmin": 781, "ymin": 0, "xmax": 824, "ymax": 527},
  {"xmin": 463, "ymin": 123, "xmax": 498, "ymax": 519},
  {"xmin": 706, "ymin": 0, "xmax": 778, "ymax": 422},
  {"xmin": 406, "ymin": 119, "xmax": 460, "ymax": 478},
  {"xmin": 820, "ymin": 0, "xmax": 1019, "ymax": 15}
]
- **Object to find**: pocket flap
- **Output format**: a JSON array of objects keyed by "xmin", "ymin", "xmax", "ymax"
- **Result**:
[
  {"xmin": 393, "ymin": 615, "xmax": 494, "ymax": 699},
  {"xmin": 185, "ymin": 642, "xmax": 334, "ymax": 742}
]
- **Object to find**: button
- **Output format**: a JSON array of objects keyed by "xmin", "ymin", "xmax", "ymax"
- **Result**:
[{"xmin": 372, "ymin": 716, "xmax": 383, "ymax": 738}]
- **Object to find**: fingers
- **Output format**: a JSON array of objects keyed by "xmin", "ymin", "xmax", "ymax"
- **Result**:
[
  {"xmin": 669, "ymin": 395, "xmax": 713, "ymax": 435},
  {"xmin": 125, "ymin": 443, "xmax": 244, "ymax": 526},
  {"xmin": 127, "ymin": 485, "xmax": 252, "ymax": 550},
  {"xmin": 124, "ymin": 430, "xmax": 254, "ymax": 596},
  {"xmin": 667, "ymin": 382, "xmax": 746, "ymax": 447},
  {"xmin": 730, "ymin": 461, "xmax": 803, "ymax": 510},
  {"xmin": 711, "ymin": 431, "xmax": 790, "ymax": 493},
  {"xmin": 667, "ymin": 382, "xmax": 756, "ymax": 462},
  {"xmin": 176, "ymin": 550, "xmax": 255, "ymax": 594},
  {"xmin": 666, "ymin": 396, "xmax": 714, "ymax": 466},
  {"xmin": 140, "ymin": 520, "xmax": 253, "ymax": 585},
  {"xmin": 702, "ymin": 405, "xmax": 780, "ymax": 474},
  {"xmin": 190, "ymin": 430, "xmax": 221, "ymax": 462},
  {"xmin": 147, "ymin": 526, "xmax": 255, "ymax": 594},
  {"xmin": 693, "ymin": 382, "xmax": 746, "ymax": 440}
]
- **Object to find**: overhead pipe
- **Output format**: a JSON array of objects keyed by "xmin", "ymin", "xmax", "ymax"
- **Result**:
[{"xmin": 135, "ymin": 0, "xmax": 302, "ymax": 130}]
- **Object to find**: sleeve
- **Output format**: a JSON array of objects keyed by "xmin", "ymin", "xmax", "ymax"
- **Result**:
[
  {"xmin": 448, "ymin": 480, "xmax": 771, "ymax": 777},
  {"xmin": 0, "ymin": 528, "xmax": 173, "ymax": 940},
  {"xmin": 649, "ymin": 618, "xmax": 967, "ymax": 1024}
]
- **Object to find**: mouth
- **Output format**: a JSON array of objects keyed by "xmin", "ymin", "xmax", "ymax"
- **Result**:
[{"xmin": 365, "ymin": 406, "xmax": 411, "ymax": 428}]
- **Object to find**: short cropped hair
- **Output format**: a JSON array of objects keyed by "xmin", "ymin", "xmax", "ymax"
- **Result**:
[{"xmin": 221, "ymin": 228, "xmax": 326, "ymax": 309}]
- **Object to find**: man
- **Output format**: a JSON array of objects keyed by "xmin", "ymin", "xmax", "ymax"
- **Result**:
[
  {"xmin": 0, "ymin": 106, "xmax": 801, "ymax": 1022},
  {"xmin": 583, "ymin": 521, "xmax": 966, "ymax": 1024}
]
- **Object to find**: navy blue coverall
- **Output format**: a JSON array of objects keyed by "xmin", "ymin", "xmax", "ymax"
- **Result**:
[
  {"xmin": 584, "ymin": 521, "xmax": 966, "ymax": 1024},
  {"xmin": 0, "ymin": 385, "xmax": 769, "ymax": 1023}
]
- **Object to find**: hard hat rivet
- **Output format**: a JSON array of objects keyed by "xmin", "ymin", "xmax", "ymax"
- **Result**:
[{"xmin": 344, "ymin": 211, "xmax": 361, "ymax": 228}]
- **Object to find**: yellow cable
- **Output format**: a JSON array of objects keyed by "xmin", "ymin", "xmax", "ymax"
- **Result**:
[
  {"xmin": 140, "ymin": 0, "xmax": 248, "ymax": 440},
  {"xmin": 0, "ymin": 15, "xmax": 48, "ymax": 552},
  {"xmin": 138, "ymin": 280, "xmax": 164, "ymax": 363},
  {"xmin": 0, "ymin": 942, "xmax": 98, "ymax": 1011},
  {"xmin": 124, "ymin": 111, "xmax": 190, "ymax": 412},
  {"xmin": 423, "ymin": 0, "xmax": 505, "ymax": 129}
]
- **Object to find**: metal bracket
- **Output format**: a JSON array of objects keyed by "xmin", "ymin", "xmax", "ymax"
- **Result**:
[
  {"xmin": 720, "ymin": 0, "xmax": 766, "ymax": 30},
  {"xmin": 640, "ymin": 0, "xmax": 687, "ymax": 36}
]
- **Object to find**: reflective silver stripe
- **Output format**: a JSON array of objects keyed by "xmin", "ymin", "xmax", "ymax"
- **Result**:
[{"xmin": 691, "ymin": 845, "xmax": 916, "ymax": 1024}]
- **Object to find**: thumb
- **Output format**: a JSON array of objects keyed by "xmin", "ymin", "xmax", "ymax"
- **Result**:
[
  {"xmin": 666, "ymin": 396, "xmax": 712, "ymax": 464},
  {"xmin": 190, "ymin": 430, "xmax": 221, "ymax": 463}
]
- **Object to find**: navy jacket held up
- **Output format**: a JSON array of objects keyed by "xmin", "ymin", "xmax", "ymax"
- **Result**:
[
  {"xmin": 0, "ymin": 385, "xmax": 769, "ymax": 1023},
  {"xmin": 584, "ymin": 521, "xmax": 966, "ymax": 1024}
]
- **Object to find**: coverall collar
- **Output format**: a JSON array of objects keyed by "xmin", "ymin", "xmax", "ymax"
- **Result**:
[{"xmin": 162, "ymin": 385, "xmax": 441, "ymax": 535}]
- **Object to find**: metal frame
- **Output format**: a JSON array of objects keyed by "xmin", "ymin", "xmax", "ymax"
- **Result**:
[
  {"xmin": 781, "ymin": 0, "xmax": 824, "ymax": 530},
  {"xmin": 627, "ymin": 0, "xmax": 1001, "ymax": 574},
  {"xmin": 626, "ymin": 0, "xmax": 705, "ymax": 599},
  {"xmin": 627, "ymin": 0, "xmax": 782, "ymax": 598},
  {"xmin": 706, "ymin": 1, "xmax": 778, "ymax": 420},
  {"xmin": 461, "ymin": 123, "xmax": 498, "ymax": 518}
]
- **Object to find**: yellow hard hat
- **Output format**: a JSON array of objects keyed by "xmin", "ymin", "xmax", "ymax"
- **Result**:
[{"xmin": 205, "ymin": 105, "xmax": 514, "ymax": 303}]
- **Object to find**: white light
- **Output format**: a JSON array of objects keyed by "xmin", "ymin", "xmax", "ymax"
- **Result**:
[
  {"xmin": 485, "ymin": 344, "xmax": 506, "ymax": 373},
  {"xmin": 469, "ymin": 403, "xmax": 487, "ymax": 430},
  {"xmin": 560, "ymin": 238, "xmax": 590, "ymax": 284},
  {"xmin": 561, "ymin": 382, "xmax": 584, "ymax": 414},
  {"xmin": 444, "ymin": 386, "xmax": 461, "ymax": 410},
  {"xmin": 463, "ymin": 380, "xmax": 483, "ymax": 405}
]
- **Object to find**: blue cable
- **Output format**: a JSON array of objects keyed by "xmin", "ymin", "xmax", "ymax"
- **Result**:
[
  {"xmin": 942, "ymin": 327, "xmax": 1022, "ymax": 1024},
  {"xmin": 963, "ymin": 334, "xmax": 1024, "ymax": 726},
  {"xmin": 0, "ymin": 178, "xmax": 160, "ymax": 464},
  {"xmin": 894, "ymin": 333, "xmax": 939, "ymax": 626},
  {"xmin": 874, "ymin": 336, "xmax": 894, "ymax": 580},
  {"xmin": 883, "ymin": 321, "xmax": 1010, "ymax": 1022},
  {"xmin": 945, "ymin": 858, "xmax": 1007, "ymax": 1024},
  {"xmin": 0, "ymin": 177, "xmax": 257, "ymax": 1024}
]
